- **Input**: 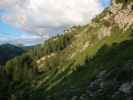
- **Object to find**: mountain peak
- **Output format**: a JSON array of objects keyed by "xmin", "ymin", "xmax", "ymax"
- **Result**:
[
  {"xmin": 0, "ymin": 44, "xmax": 24, "ymax": 65},
  {"xmin": 102, "ymin": 0, "xmax": 133, "ymax": 30},
  {"xmin": 112, "ymin": 0, "xmax": 133, "ymax": 8}
]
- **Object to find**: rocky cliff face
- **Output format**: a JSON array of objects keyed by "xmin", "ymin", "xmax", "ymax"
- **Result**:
[
  {"xmin": 96, "ymin": 0, "xmax": 133, "ymax": 39},
  {"xmin": 110, "ymin": 0, "xmax": 133, "ymax": 29}
]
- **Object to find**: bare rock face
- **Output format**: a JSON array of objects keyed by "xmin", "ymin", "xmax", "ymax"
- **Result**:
[
  {"xmin": 98, "ymin": 27, "xmax": 112, "ymax": 40},
  {"xmin": 119, "ymin": 82, "xmax": 132, "ymax": 94},
  {"xmin": 111, "ymin": 0, "xmax": 123, "ymax": 11},
  {"xmin": 103, "ymin": 0, "xmax": 133, "ymax": 30},
  {"xmin": 93, "ymin": 0, "xmax": 133, "ymax": 41},
  {"xmin": 114, "ymin": 9, "xmax": 133, "ymax": 29}
]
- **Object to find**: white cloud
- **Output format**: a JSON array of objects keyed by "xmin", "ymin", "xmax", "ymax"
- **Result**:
[
  {"xmin": 0, "ymin": 33, "xmax": 46, "ymax": 45},
  {"xmin": 0, "ymin": 0, "xmax": 104, "ymax": 36}
]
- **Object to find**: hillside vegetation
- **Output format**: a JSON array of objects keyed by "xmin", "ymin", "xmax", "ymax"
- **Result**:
[{"xmin": 0, "ymin": 44, "xmax": 24, "ymax": 65}]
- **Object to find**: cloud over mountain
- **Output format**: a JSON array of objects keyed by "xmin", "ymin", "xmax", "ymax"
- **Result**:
[{"xmin": 0, "ymin": 0, "xmax": 103, "ymax": 36}]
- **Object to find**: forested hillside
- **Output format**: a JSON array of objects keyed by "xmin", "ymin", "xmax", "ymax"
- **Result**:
[{"xmin": 0, "ymin": 44, "xmax": 24, "ymax": 65}]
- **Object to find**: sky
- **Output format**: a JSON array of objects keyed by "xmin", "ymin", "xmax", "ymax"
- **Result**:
[
  {"xmin": 0, "ymin": 0, "xmax": 111, "ymax": 46},
  {"xmin": 0, "ymin": 20, "xmax": 46, "ymax": 45}
]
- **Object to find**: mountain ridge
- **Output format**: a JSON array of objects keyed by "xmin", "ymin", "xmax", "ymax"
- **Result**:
[{"xmin": 0, "ymin": 43, "xmax": 25, "ymax": 65}]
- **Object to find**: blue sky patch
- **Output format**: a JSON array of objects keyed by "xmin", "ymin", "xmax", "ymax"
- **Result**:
[{"xmin": 101, "ymin": 0, "xmax": 111, "ymax": 7}]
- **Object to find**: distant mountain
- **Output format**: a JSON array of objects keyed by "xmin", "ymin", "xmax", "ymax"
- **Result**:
[{"xmin": 0, "ymin": 44, "xmax": 24, "ymax": 65}]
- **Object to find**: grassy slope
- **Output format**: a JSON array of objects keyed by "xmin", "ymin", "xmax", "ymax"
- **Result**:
[{"xmin": 29, "ymin": 12, "xmax": 133, "ymax": 100}]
